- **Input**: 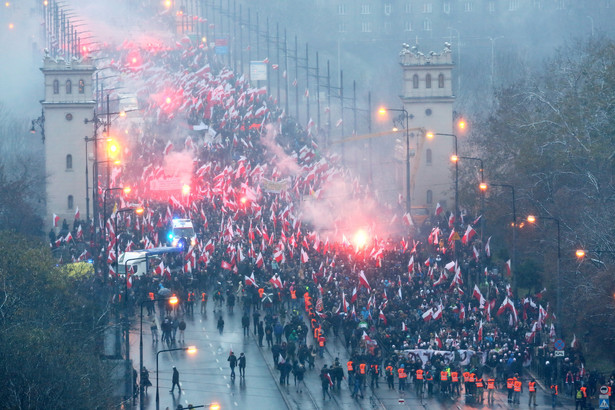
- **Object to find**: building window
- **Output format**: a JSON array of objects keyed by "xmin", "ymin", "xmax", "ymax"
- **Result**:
[
  {"xmin": 53, "ymin": 79, "xmax": 59, "ymax": 94},
  {"xmin": 532, "ymin": 0, "xmax": 541, "ymax": 8},
  {"xmin": 78, "ymin": 79, "xmax": 85, "ymax": 94},
  {"xmin": 405, "ymin": 2, "xmax": 412, "ymax": 13},
  {"xmin": 464, "ymin": 1, "xmax": 473, "ymax": 12},
  {"xmin": 423, "ymin": 18, "xmax": 432, "ymax": 31},
  {"xmin": 66, "ymin": 154, "xmax": 72, "ymax": 170},
  {"xmin": 413, "ymin": 74, "xmax": 419, "ymax": 89},
  {"xmin": 338, "ymin": 23, "xmax": 346, "ymax": 33},
  {"xmin": 426, "ymin": 190, "xmax": 433, "ymax": 204},
  {"xmin": 384, "ymin": 3, "xmax": 392, "ymax": 15},
  {"xmin": 384, "ymin": 22, "xmax": 392, "ymax": 33},
  {"xmin": 426, "ymin": 149, "xmax": 432, "ymax": 165},
  {"xmin": 404, "ymin": 21, "xmax": 412, "ymax": 31},
  {"xmin": 489, "ymin": 1, "xmax": 496, "ymax": 12},
  {"xmin": 438, "ymin": 73, "xmax": 445, "ymax": 88},
  {"xmin": 65, "ymin": 79, "xmax": 72, "ymax": 94},
  {"xmin": 443, "ymin": 2, "xmax": 451, "ymax": 14},
  {"xmin": 509, "ymin": 0, "xmax": 519, "ymax": 10},
  {"xmin": 67, "ymin": 195, "xmax": 74, "ymax": 210},
  {"xmin": 338, "ymin": 4, "xmax": 346, "ymax": 14},
  {"xmin": 361, "ymin": 21, "xmax": 372, "ymax": 32},
  {"xmin": 556, "ymin": 0, "xmax": 565, "ymax": 9},
  {"xmin": 425, "ymin": 74, "xmax": 432, "ymax": 88},
  {"xmin": 361, "ymin": 4, "xmax": 372, "ymax": 14},
  {"xmin": 423, "ymin": 3, "xmax": 432, "ymax": 13}
]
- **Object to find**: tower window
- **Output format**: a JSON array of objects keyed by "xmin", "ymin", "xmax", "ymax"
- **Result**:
[
  {"xmin": 67, "ymin": 195, "xmax": 74, "ymax": 210},
  {"xmin": 404, "ymin": 21, "xmax": 412, "ymax": 31},
  {"xmin": 423, "ymin": 18, "xmax": 432, "ymax": 31},
  {"xmin": 53, "ymin": 79, "xmax": 59, "ymax": 94},
  {"xmin": 413, "ymin": 74, "xmax": 419, "ymax": 89},
  {"xmin": 78, "ymin": 79, "xmax": 85, "ymax": 94},
  {"xmin": 66, "ymin": 154, "xmax": 73, "ymax": 170},
  {"xmin": 426, "ymin": 74, "xmax": 432, "ymax": 88},
  {"xmin": 65, "ymin": 80, "xmax": 72, "ymax": 94},
  {"xmin": 438, "ymin": 73, "xmax": 445, "ymax": 88},
  {"xmin": 426, "ymin": 149, "xmax": 432, "ymax": 165},
  {"xmin": 426, "ymin": 190, "xmax": 433, "ymax": 204}
]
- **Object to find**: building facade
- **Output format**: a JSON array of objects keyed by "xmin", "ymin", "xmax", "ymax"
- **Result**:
[{"xmin": 41, "ymin": 55, "xmax": 96, "ymax": 232}]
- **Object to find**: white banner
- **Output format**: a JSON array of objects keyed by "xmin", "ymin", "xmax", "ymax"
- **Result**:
[{"xmin": 395, "ymin": 349, "xmax": 485, "ymax": 366}]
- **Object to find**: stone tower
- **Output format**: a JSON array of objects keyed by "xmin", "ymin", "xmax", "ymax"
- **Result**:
[
  {"xmin": 399, "ymin": 43, "xmax": 455, "ymax": 212},
  {"xmin": 41, "ymin": 54, "xmax": 96, "ymax": 232}
]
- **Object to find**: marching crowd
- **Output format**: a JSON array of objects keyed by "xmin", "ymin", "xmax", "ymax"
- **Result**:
[{"xmin": 49, "ymin": 31, "xmax": 614, "ymax": 407}]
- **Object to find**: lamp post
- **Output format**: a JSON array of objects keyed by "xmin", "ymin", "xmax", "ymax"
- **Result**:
[
  {"xmin": 491, "ymin": 184, "xmax": 516, "ymax": 293},
  {"xmin": 458, "ymin": 156, "xmax": 486, "ymax": 241},
  {"xmin": 102, "ymin": 186, "xmax": 130, "ymax": 278},
  {"xmin": 156, "ymin": 346, "xmax": 197, "ymax": 410},
  {"xmin": 139, "ymin": 295, "xmax": 178, "ymax": 410},
  {"xmin": 30, "ymin": 108, "xmax": 45, "ymax": 142},
  {"xmin": 378, "ymin": 107, "xmax": 411, "ymax": 213}
]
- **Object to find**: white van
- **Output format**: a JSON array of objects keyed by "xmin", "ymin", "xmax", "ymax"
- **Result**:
[
  {"xmin": 118, "ymin": 251, "xmax": 151, "ymax": 276},
  {"xmin": 168, "ymin": 218, "xmax": 197, "ymax": 249}
]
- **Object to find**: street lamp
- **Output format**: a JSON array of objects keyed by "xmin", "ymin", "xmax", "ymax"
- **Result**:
[
  {"xmin": 156, "ymin": 346, "xmax": 198, "ymax": 410},
  {"xmin": 458, "ymin": 156, "xmax": 485, "ymax": 240},
  {"xmin": 378, "ymin": 106, "xmax": 411, "ymax": 213},
  {"xmin": 102, "ymin": 186, "xmax": 131, "ymax": 278},
  {"xmin": 30, "ymin": 108, "xmax": 45, "ymax": 142},
  {"xmin": 139, "ymin": 295, "xmax": 178, "ymax": 410},
  {"xmin": 491, "ymin": 183, "xmax": 517, "ymax": 294}
]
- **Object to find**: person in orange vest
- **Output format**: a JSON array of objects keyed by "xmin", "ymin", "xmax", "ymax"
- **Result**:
[
  {"xmin": 426, "ymin": 369, "xmax": 434, "ymax": 396},
  {"xmin": 513, "ymin": 377, "xmax": 523, "ymax": 404},
  {"xmin": 147, "ymin": 292, "xmax": 156, "ymax": 315},
  {"xmin": 318, "ymin": 335, "xmax": 326, "ymax": 358},
  {"xmin": 200, "ymin": 291, "xmax": 208, "ymax": 314},
  {"xmin": 370, "ymin": 363, "xmax": 380, "ymax": 388},
  {"xmin": 186, "ymin": 291, "xmax": 195, "ymax": 314},
  {"xmin": 551, "ymin": 383, "xmax": 559, "ymax": 407},
  {"xmin": 578, "ymin": 385, "xmax": 588, "ymax": 409},
  {"xmin": 462, "ymin": 371, "xmax": 470, "ymax": 395},
  {"xmin": 467, "ymin": 372, "xmax": 476, "ymax": 398},
  {"xmin": 347, "ymin": 359, "xmax": 355, "ymax": 388},
  {"xmin": 385, "ymin": 364, "xmax": 395, "ymax": 389},
  {"xmin": 487, "ymin": 376, "xmax": 496, "ymax": 404},
  {"xmin": 415, "ymin": 367, "xmax": 424, "ymax": 396},
  {"xmin": 528, "ymin": 378, "xmax": 537, "ymax": 406},
  {"xmin": 507, "ymin": 375, "xmax": 516, "ymax": 403},
  {"xmin": 450, "ymin": 369, "xmax": 460, "ymax": 396},
  {"xmin": 475, "ymin": 376, "xmax": 485, "ymax": 403},
  {"xmin": 440, "ymin": 369, "xmax": 449, "ymax": 395},
  {"xmin": 397, "ymin": 364, "xmax": 407, "ymax": 392}
]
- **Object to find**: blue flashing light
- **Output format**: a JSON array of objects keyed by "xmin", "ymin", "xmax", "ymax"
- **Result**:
[{"xmin": 168, "ymin": 233, "xmax": 174, "ymax": 240}]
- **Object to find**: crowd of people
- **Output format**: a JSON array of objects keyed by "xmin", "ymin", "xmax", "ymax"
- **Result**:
[{"xmin": 48, "ymin": 31, "xmax": 613, "ymax": 405}]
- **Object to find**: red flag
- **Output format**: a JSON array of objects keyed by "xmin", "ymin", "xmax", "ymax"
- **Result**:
[
  {"xmin": 245, "ymin": 273, "xmax": 257, "ymax": 287},
  {"xmin": 300, "ymin": 249, "xmax": 309, "ymax": 264},
  {"xmin": 350, "ymin": 287, "xmax": 358, "ymax": 304},
  {"xmin": 74, "ymin": 207, "xmax": 80, "ymax": 220},
  {"xmin": 435, "ymin": 202, "xmax": 443, "ymax": 216},
  {"xmin": 505, "ymin": 259, "xmax": 511, "ymax": 276},
  {"xmin": 461, "ymin": 225, "xmax": 476, "ymax": 245},
  {"xmin": 53, "ymin": 213, "xmax": 60, "ymax": 227},
  {"xmin": 473, "ymin": 285, "xmax": 486, "ymax": 308},
  {"xmin": 407, "ymin": 255, "xmax": 414, "ymax": 273},
  {"xmin": 358, "ymin": 270, "xmax": 371, "ymax": 291},
  {"xmin": 256, "ymin": 252, "xmax": 264, "ymax": 268},
  {"xmin": 221, "ymin": 260, "xmax": 233, "ymax": 270},
  {"xmin": 422, "ymin": 308, "xmax": 433, "ymax": 322}
]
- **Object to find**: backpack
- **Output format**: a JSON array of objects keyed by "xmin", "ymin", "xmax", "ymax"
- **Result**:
[{"xmin": 576, "ymin": 390, "xmax": 583, "ymax": 399}]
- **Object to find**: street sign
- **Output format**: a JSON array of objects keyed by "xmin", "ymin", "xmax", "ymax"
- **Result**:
[
  {"xmin": 451, "ymin": 232, "xmax": 461, "ymax": 241},
  {"xmin": 554, "ymin": 339, "xmax": 565, "ymax": 351},
  {"xmin": 599, "ymin": 398, "xmax": 609, "ymax": 409},
  {"xmin": 554, "ymin": 350, "xmax": 565, "ymax": 357},
  {"xmin": 600, "ymin": 385, "xmax": 609, "ymax": 395}
]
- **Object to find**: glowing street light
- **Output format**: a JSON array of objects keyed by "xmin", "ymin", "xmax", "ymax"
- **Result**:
[{"xmin": 156, "ymin": 346, "xmax": 198, "ymax": 410}]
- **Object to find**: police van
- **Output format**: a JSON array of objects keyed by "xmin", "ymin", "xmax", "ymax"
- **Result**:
[{"xmin": 168, "ymin": 218, "xmax": 197, "ymax": 249}]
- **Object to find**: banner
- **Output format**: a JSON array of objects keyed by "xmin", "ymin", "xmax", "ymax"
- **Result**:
[
  {"xmin": 395, "ymin": 349, "xmax": 485, "ymax": 366},
  {"xmin": 260, "ymin": 178, "xmax": 290, "ymax": 193}
]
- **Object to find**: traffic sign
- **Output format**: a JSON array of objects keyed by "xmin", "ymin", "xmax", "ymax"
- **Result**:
[
  {"xmin": 600, "ymin": 385, "xmax": 609, "ymax": 395},
  {"xmin": 554, "ymin": 339, "xmax": 565, "ymax": 351},
  {"xmin": 599, "ymin": 398, "xmax": 609, "ymax": 409},
  {"xmin": 451, "ymin": 232, "xmax": 461, "ymax": 241},
  {"xmin": 554, "ymin": 350, "xmax": 565, "ymax": 357}
]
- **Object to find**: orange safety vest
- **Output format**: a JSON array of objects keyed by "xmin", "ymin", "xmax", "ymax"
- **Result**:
[
  {"xmin": 551, "ymin": 385, "xmax": 558, "ymax": 395},
  {"xmin": 188, "ymin": 292, "xmax": 194, "ymax": 301},
  {"xmin": 514, "ymin": 380, "xmax": 522, "ymax": 392},
  {"xmin": 311, "ymin": 318, "xmax": 317, "ymax": 329},
  {"xmin": 468, "ymin": 373, "xmax": 475, "ymax": 383},
  {"xmin": 529, "ymin": 381, "xmax": 536, "ymax": 392},
  {"xmin": 291, "ymin": 290, "xmax": 297, "ymax": 299},
  {"xmin": 580, "ymin": 386, "xmax": 587, "ymax": 397},
  {"xmin": 258, "ymin": 288, "xmax": 265, "ymax": 298},
  {"xmin": 487, "ymin": 379, "xmax": 495, "ymax": 389},
  {"xmin": 451, "ymin": 372, "xmax": 459, "ymax": 382},
  {"xmin": 416, "ymin": 369, "xmax": 424, "ymax": 380},
  {"xmin": 359, "ymin": 363, "xmax": 367, "ymax": 374},
  {"xmin": 371, "ymin": 365, "xmax": 379, "ymax": 374},
  {"xmin": 507, "ymin": 378, "xmax": 515, "ymax": 389},
  {"xmin": 347, "ymin": 361, "xmax": 354, "ymax": 372},
  {"xmin": 314, "ymin": 327, "xmax": 320, "ymax": 339},
  {"xmin": 426, "ymin": 371, "xmax": 433, "ymax": 381},
  {"xmin": 463, "ymin": 371, "xmax": 470, "ymax": 382},
  {"xmin": 149, "ymin": 292, "xmax": 155, "ymax": 300},
  {"xmin": 608, "ymin": 386, "xmax": 612, "ymax": 396},
  {"xmin": 318, "ymin": 336, "xmax": 325, "ymax": 347},
  {"xmin": 440, "ymin": 371, "xmax": 448, "ymax": 381},
  {"xmin": 385, "ymin": 366, "xmax": 394, "ymax": 376},
  {"xmin": 201, "ymin": 292, "xmax": 207, "ymax": 301},
  {"xmin": 398, "ymin": 368, "xmax": 407, "ymax": 378},
  {"xmin": 476, "ymin": 378, "xmax": 484, "ymax": 388}
]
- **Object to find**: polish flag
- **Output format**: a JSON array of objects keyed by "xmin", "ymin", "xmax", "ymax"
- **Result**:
[
  {"xmin": 478, "ymin": 320, "xmax": 484, "ymax": 342},
  {"xmin": 74, "ymin": 207, "xmax": 80, "ymax": 220},
  {"xmin": 435, "ymin": 202, "xmax": 443, "ymax": 216},
  {"xmin": 473, "ymin": 284, "xmax": 486, "ymax": 308},
  {"xmin": 245, "ymin": 273, "xmax": 257, "ymax": 287},
  {"xmin": 256, "ymin": 252, "xmax": 264, "ymax": 268},
  {"xmin": 422, "ymin": 308, "xmax": 433, "ymax": 322},
  {"xmin": 154, "ymin": 261, "xmax": 164, "ymax": 275},
  {"xmin": 432, "ymin": 303, "xmax": 443, "ymax": 320},
  {"xmin": 65, "ymin": 232, "xmax": 73, "ymax": 243},
  {"xmin": 221, "ymin": 260, "xmax": 233, "ymax": 270},
  {"xmin": 164, "ymin": 141, "xmax": 174, "ymax": 155},
  {"xmin": 459, "ymin": 303, "xmax": 466, "ymax": 321},
  {"xmin": 402, "ymin": 213, "xmax": 412, "ymax": 226},
  {"xmin": 505, "ymin": 259, "xmax": 512, "ymax": 276},
  {"xmin": 407, "ymin": 255, "xmax": 414, "ymax": 273},
  {"xmin": 342, "ymin": 292, "xmax": 349, "ymax": 313},
  {"xmin": 448, "ymin": 213, "xmax": 455, "ymax": 228},
  {"xmin": 402, "ymin": 322, "xmax": 408, "ymax": 332},
  {"xmin": 269, "ymin": 274, "xmax": 282, "ymax": 289},
  {"xmin": 445, "ymin": 261, "xmax": 456, "ymax": 271},
  {"xmin": 53, "ymin": 213, "xmax": 60, "ymax": 227},
  {"xmin": 485, "ymin": 236, "xmax": 491, "ymax": 257},
  {"xmin": 350, "ymin": 287, "xmax": 358, "ymax": 304},
  {"xmin": 358, "ymin": 270, "xmax": 371, "ymax": 291},
  {"xmin": 300, "ymin": 249, "xmax": 309, "ymax": 264},
  {"xmin": 461, "ymin": 225, "xmax": 476, "ymax": 245},
  {"xmin": 472, "ymin": 245, "xmax": 480, "ymax": 262},
  {"xmin": 273, "ymin": 249, "xmax": 285, "ymax": 263},
  {"xmin": 76, "ymin": 224, "xmax": 83, "ymax": 239},
  {"xmin": 379, "ymin": 310, "xmax": 387, "ymax": 325}
]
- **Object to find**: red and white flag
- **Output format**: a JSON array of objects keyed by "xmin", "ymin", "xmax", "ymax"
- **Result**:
[
  {"xmin": 407, "ymin": 255, "xmax": 414, "ymax": 273},
  {"xmin": 472, "ymin": 245, "xmax": 479, "ymax": 262},
  {"xmin": 255, "ymin": 252, "xmax": 264, "ymax": 268},
  {"xmin": 358, "ymin": 270, "xmax": 371, "ymax": 291},
  {"xmin": 269, "ymin": 274, "xmax": 282, "ymax": 289},
  {"xmin": 448, "ymin": 213, "xmax": 455, "ymax": 228},
  {"xmin": 432, "ymin": 302, "xmax": 443, "ymax": 320},
  {"xmin": 379, "ymin": 309, "xmax": 387, "ymax": 325},
  {"xmin": 445, "ymin": 261, "xmax": 456, "ymax": 271},
  {"xmin": 53, "ymin": 213, "xmax": 60, "ymax": 227},
  {"xmin": 350, "ymin": 287, "xmax": 358, "ymax": 304},
  {"xmin": 245, "ymin": 273, "xmax": 257, "ymax": 287},
  {"xmin": 164, "ymin": 140, "xmax": 174, "ymax": 155},
  {"xmin": 478, "ymin": 320, "xmax": 484, "ymax": 342},
  {"xmin": 422, "ymin": 308, "xmax": 433, "ymax": 322},
  {"xmin": 485, "ymin": 236, "xmax": 491, "ymax": 257},
  {"xmin": 473, "ymin": 285, "xmax": 486, "ymax": 308},
  {"xmin": 300, "ymin": 249, "xmax": 309, "ymax": 264},
  {"xmin": 435, "ymin": 202, "xmax": 443, "ymax": 216},
  {"xmin": 461, "ymin": 225, "xmax": 477, "ymax": 245},
  {"xmin": 505, "ymin": 259, "xmax": 512, "ymax": 276},
  {"xmin": 221, "ymin": 260, "xmax": 233, "ymax": 270},
  {"xmin": 402, "ymin": 322, "xmax": 408, "ymax": 331},
  {"xmin": 74, "ymin": 207, "xmax": 80, "ymax": 220}
]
